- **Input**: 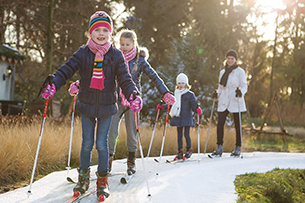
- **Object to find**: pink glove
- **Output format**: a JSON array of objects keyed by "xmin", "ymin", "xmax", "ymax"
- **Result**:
[
  {"xmin": 156, "ymin": 104, "xmax": 164, "ymax": 111},
  {"xmin": 196, "ymin": 107, "xmax": 202, "ymax": 115},
  {"xmin": 119, "ymin": 88, "xmax": 130, "ymax": 106},
  {"xmin": 129, "ymin": 94, "xmax": 142, "ymax": 113},
  {"xmin": 68, "ymin": 80, "xmax": 80, "ymax": 96},
  {"xmin": 41, "ymin": 83, "xmax": 56, "ymax": 99},
  {"xmin": 163, "ymin": 92, "xmax": 176, "ymax": 105}
]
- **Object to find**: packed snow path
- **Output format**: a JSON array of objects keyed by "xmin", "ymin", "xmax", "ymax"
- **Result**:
[{"xmin": 1, "ymin": 152, "xmax": 304, "ymax": 203}]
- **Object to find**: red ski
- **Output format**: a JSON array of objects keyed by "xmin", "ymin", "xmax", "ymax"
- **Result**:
[
  {"xmin": 65, "ymin": 189, "xmax": 95, "ymax": 203},
  {"xmin": 166, "ymin": 157, "xmax": 186, "ymax": 163}
]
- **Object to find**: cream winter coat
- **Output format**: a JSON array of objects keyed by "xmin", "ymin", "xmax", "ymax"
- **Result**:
[{"xmin": 217, "ymin": 67, "xmax": 247, "ymax": 113}]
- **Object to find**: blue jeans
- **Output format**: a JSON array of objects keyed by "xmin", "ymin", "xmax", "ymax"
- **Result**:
[
  {"xmin": 80, "ymin": 114, "xmax": 112, "ymax": 173},
  {"xmin": 177, "ymin": 126, "xmax": 191, "ymax": 150}
]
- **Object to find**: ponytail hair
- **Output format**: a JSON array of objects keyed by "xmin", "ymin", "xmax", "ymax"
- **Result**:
[{"xmin": 132, "ymin": 46, "xmax": 140, "ymax": 71}]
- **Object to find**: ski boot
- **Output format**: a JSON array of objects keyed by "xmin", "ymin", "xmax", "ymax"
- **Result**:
[
  {"xmin": 73, "ymin": 168, "xmax": 90, "ymax": 197},
  {"xmin": 127, "ymin": 152, "xmax": 136, "ymax": 175},
  {"xmin": 96, "ymin": 172, "xmax": 110, "ymax": 202},
  {"xmin": 184, "ymin": 147, "xmax": 192, "ymax": 159},
  {"xmin": 211, "ymin": 145, "xmax": 223, "ymax": 157},
  {"xmin": 108, "ymin": 153, "xmax": 114, "ymax": 173},
  {"xmin": 174, "ymin": 149, "xmax": 185, "ymax": 161},
  {"xmin": 230, "ymin": 146, "xmax": 241, "ymax": 157}
]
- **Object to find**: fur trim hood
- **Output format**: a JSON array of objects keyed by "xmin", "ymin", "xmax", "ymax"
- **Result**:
[{"xmin": 139, "ymin": 47, "xmax": 149, "ymax": 60}]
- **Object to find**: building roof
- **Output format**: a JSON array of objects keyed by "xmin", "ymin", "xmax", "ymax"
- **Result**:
[{"xmin": 0, "ymin": 44, "xmax": 26, "ymax": 65}]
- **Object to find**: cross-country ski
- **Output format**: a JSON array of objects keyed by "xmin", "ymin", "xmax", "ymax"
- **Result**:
[
  {"xmin": 120, "ymin": 174, "xmax": 134, "ymax": 184},
  {"xmin": 65, "ymin": 189, "xmax": 96, "ymax": 203}
]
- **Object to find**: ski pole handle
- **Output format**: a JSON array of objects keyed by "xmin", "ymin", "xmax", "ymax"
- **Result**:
[{"xmin": 35, "ymin": 74, "xmax": 54, "ymax": 101}]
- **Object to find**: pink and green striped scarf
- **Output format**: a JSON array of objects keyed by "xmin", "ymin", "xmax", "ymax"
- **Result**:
[{"xmin": 88, "ymin": 38, "xmax": 111, "ymax": 90}]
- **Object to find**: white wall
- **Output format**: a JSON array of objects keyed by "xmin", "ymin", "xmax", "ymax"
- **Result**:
[{"xmin": 0, "ymin": 61, "xmax": 12, "ymax": 100}]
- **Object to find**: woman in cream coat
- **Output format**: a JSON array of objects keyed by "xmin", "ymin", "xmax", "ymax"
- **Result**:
[{"xmin": 211, "ymin": 49, "xmax": 247, "ymax": 157}]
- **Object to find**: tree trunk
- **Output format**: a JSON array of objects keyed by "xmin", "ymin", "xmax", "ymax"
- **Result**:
[
  {"xmin": 46, "ymin": 0, "xmax": 54, "ymax": 75},
  {"xmin": 270, "ymin": 15, "xmax": 279, "ymax": 104},
  {"xmin": 0, "ymin": 4, "xmax": 6, "ymax": 43}
]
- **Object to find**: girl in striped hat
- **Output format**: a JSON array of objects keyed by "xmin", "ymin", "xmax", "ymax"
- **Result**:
[{"xmin": 42, "ymin": 11, "xmax": 142, "ymax": 201}]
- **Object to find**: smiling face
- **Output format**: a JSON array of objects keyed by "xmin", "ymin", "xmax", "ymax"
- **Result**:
[
  {"xmin": 226, "ymin": 56, "xmax": 236, "ymax": 67},
  {"xmin": 90, "ymin": 26, "xmax": 111, "ymax": 45},
  {"xmin": 120, "ymin": 37, "xmax": 134, "ymax": 54}
]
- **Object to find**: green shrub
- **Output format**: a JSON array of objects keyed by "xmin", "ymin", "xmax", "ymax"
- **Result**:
[{"xmin": 234, "ymin": 168, "xmax": 305, "ymax": 203}]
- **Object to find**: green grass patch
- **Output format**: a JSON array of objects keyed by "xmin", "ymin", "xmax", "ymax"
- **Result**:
[
  {"xmin": 234, "ymin": 168, "xmax": 305, "ymax": 203},
  {"xmin": 244, "ymin": 133, "xmax": 305, "ymax": 152}
]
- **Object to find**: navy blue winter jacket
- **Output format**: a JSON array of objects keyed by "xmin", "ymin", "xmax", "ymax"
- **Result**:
[
  {"xmin": 52, "ymin": 45, "xmax": 138, "ymax": 118},
  {"xmin": 170, "ymin": 91, "xmax": 198, "ymax": 127},
  {"xmin": 127, "ymin": 49, "xmax": 169, "ymax": 96}
]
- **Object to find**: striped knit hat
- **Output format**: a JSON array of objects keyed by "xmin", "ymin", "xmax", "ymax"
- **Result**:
[{"xmin": 88, "ymin": 11, "xmax": 113, "ymax": 34}]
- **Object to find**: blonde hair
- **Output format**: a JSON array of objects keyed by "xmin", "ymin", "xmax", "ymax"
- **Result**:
[
  {"xmin": 117, "ymin": 29, "xmax": 139, "ymax": 71},
  {"xmin": 175, "ymin": 83, "xmax": 191, "ymax": 90}
]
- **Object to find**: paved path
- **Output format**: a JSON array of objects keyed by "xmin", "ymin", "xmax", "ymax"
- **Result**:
[{"xmin": 1, "ymin": 152, "xmax": 304, "ymax": 203}]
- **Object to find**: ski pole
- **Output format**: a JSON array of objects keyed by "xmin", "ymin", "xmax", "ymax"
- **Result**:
[
  {"xmin": 146, "ymin": 106, "xmax": 161, "ymax": 159},
  {"xmin": 156, "ymin": 105, "xmax": 170, "ymax": 176},
  {"xmin": 28, "ymin": 74, "xmax": 54, "ymax": 196},
  {"xmin": 134, "ymin": 111, "xmax": 151, "ymax": 198},
  {"xmin": 237, "ymin": 88, "xmax": 243, "ymax": 159},
  {"xmin": 197, "ymin": 113, "xmax": 200, "ymax": 162},
  {"xmin": 66, "ymin": 95, "xmax": 77, "ymax": 182},
  {"xmin": 27, "ymin": 98, "xmax": 49, "ymax": 196},
  {"xmin": 204, "ymin": 99, "xmax": 215, "ymax": 154}
]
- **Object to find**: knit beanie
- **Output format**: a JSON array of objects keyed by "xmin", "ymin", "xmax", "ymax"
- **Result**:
[
  {"xmin": 88, "ymin": 11, "xmax": 113, "ymax": 35},
  {"xmin": 176, "ymin": 73, "xmax": 189, "ymax": 85},
  {"xmin": 226, "ymin": 49, "xmax": 237, "ymax": 60}
]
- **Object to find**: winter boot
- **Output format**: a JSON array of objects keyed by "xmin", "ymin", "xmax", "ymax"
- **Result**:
[
  {"xmin": 211, "ymin": 145, "xmax": 223, "ymax": 157},
  {"xmin": 174, "ymin": 149, "xmax": 184, "ymax": 160},
  {"xmin": 230, "ymin": 146, "xmax": 241, "ymax": 157},
  {"xmin": 127, "ymin": 152, "xmax": 136, "ymax": 175},
  {"xmin": 108, "ymin": 153, "xmax": 114, "ymax": 173},
  {"xmin": 73, "ymin": 169, "xmax": 90, "ymax": 196},
  {"xmin": 184, "ymin": 147, "xmax": 192, "ymax": 159},
  {"xmin": 96, "ymin": 172, "xmax": 110, "ymax": 202}
]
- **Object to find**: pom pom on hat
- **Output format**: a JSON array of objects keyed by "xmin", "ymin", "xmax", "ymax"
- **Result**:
[
  {"xmin": 176, "ymin": 73, "xmax": 189, "ymax": 85},
  {"xmin": 88, "ymin": 11, "xmax": 113, "ymax": 34},
  {"xmin": 226, "ymin": 49, "xmax": 237, "ymax": 60}
]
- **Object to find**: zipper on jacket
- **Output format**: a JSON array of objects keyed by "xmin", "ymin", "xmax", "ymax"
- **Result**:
[{"xmin": 95, "ymin": 89, "xmax": 99, "ymax": 118}]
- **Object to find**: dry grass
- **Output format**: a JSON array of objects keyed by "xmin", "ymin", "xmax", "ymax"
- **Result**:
[
  {"xmin": 0, "ymin": 116, "xmax": 237, "ymax": 187},
  {"xmin": 0, "ymin": 116, "xmax": 88, "ymax": 186}
]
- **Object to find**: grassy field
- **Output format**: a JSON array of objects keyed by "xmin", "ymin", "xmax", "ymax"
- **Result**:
[{"xmin": 0, "ymin": 114, "xmax": 305, "ymax": 194}]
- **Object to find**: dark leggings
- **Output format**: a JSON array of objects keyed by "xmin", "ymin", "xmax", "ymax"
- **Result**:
[
  {"xmin": 177, "ymin": 126, "xmax": 191, "ymax": 150},
  {"xmin": 217, "ymin": 109, "xmax": 242, "ymax": 146}
]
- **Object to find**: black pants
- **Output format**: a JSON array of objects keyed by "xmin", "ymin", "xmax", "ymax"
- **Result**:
[
  {"xmin": 217, "ymin": 109, "xmax": 242, "ymax": 147},
  {"xmin": 177, "ymin": 126, "xmax": 191, "ymax": 150}
]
